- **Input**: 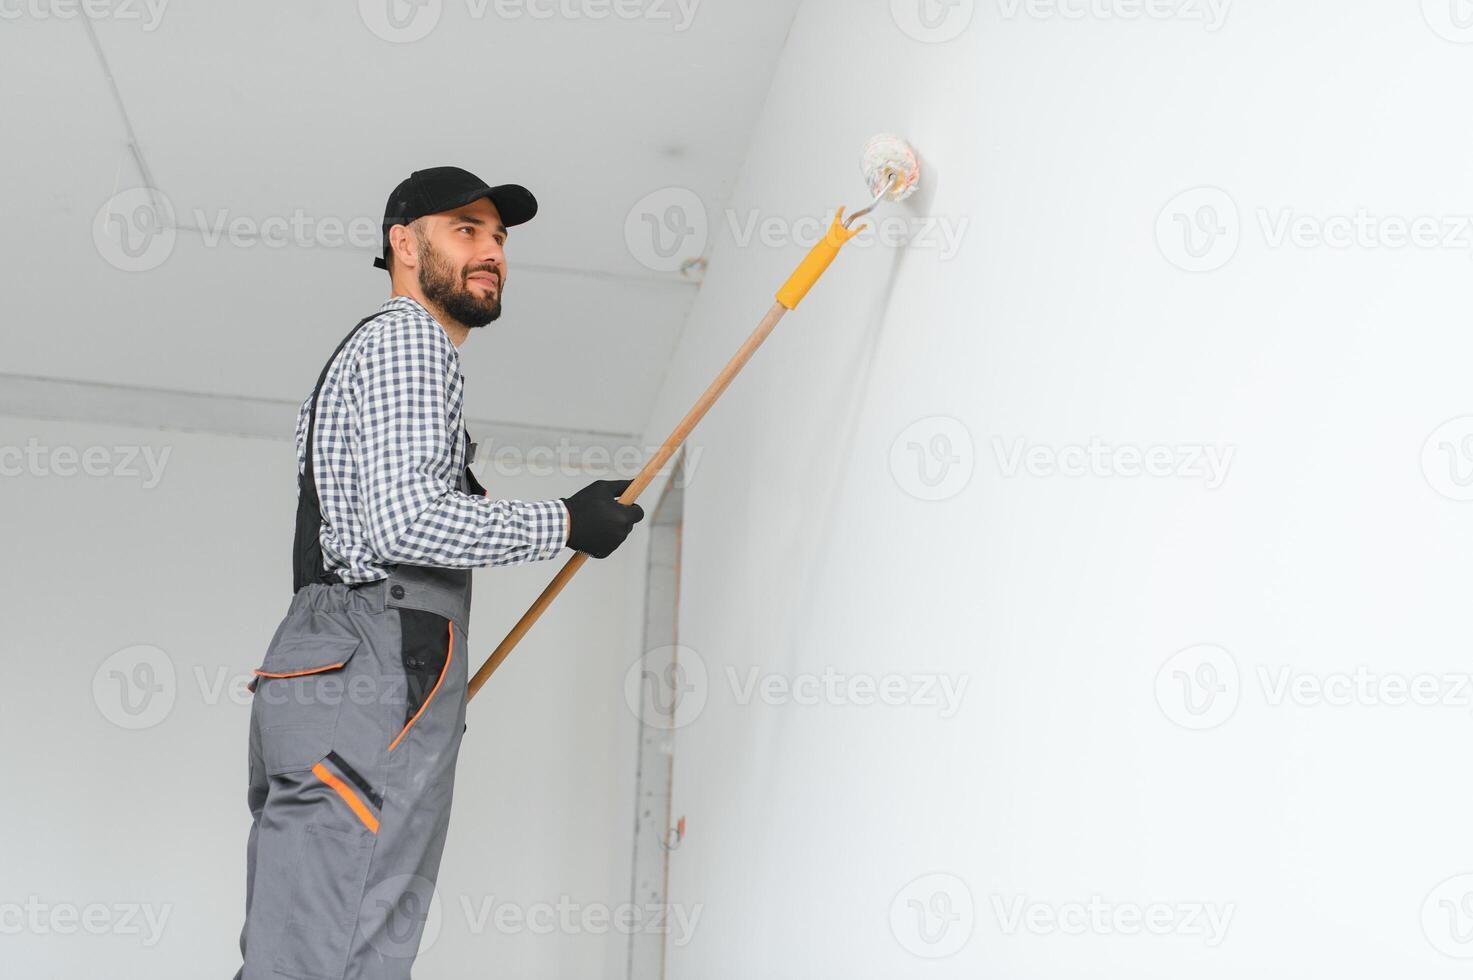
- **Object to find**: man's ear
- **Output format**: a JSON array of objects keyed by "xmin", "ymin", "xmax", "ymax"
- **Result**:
[{"xmin": 388, "ymin": 223, "xmax": 418, "ymax": 271}]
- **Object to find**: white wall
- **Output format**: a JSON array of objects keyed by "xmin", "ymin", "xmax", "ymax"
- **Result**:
[
  {"xmin": 0, "ymin": 415, "xmax": 640, "ymax": 979},
  {"xmin": 639, "ymin": 1, "xmax": 1473, "ymax": 977}
]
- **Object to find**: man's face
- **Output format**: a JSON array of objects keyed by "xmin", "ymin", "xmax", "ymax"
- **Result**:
[{"xmin": 412, "ymin": 197, "xmax": 507, "ymax": 329}]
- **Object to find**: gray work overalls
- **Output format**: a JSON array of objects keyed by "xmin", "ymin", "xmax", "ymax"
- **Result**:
[{"xmin": 234, "ymin": 310, "xmax": 485, "ymax": 979}]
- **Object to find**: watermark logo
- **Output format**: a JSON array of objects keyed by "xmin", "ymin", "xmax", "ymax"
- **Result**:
[
  {"xmin": 93, "ymin": 195, "xmax": 413, "ymax": 269},
  {"xmin": 0, "ymin": 0, "xmax": 170, "ymax": 29},
  {"xmin": 1156, "ymin": 187, "xmax": 1240, "ymax": 272},
  {"xmin": 113, "ymin": 658, "xmax": 440, "ymax": 720},
  {"xmin": 1162, "ymin": 188, "xmax": 1473, "ymax": 271},
  {"xmin": 992, "ymin": 437, "xmax": 1234, "ymax": 488},
  {"xmin": 480, "ymin": 439, "xmax": 703, "ymax": 482},
  {"xmin": 625, "ymin": 645, "xmax": 708, "ymax": 730},
  {"xmin": 459, "ymin": 894, "xmax": 701, "ymax": 943},
  {"xmin": 1259, "ymin": 209, "xmax": 1473, "ymax": 252},
  {"xmin": 1423, "ymin": 417, "xmax": 1473, "ymax": 501},
  {"xmin": 479, "ymin": 0, "xmax": 700, "ymax": 28},
  {"xmin": 724, "ymin": 209, "xmax": 969, "ymax": 262},
  {"xmin": 1154, "ymin": 644, "xmax": 1239, "ymax": 730},
  {"xmin": 0, "ymin": 897, "xmax": 172, "ymax": 946},
  {"xmin": 0, "ymin": 439, "xmax": 172, "ymax": 488},
  {"xmin": 1160, "ymin": 656, "xmax": 1473, "ymax": 727},
  {"xmin": 725, "ymin": 666, "xmax": 969, "ymax": 718},
  {"xmin": 890, "ymin": 873, "xmax": 974, "ymax": 958},
  {"xmin": 1424, "ymin": 874, "xmax": 1473, "ymax": 957},
  {"xmin": 360, "ymin": 0, "xmax": 443, "ymax": 42},
  {"xmin": 624, "ymin": 187, "xmax": 708, "ymax": 273},
  {"xmin": 362, "ymin": 0, "xmax": 702, "ymax": 36},
  {"xmin": 1423, "ymin": 0, "xmax": 1473, "ymax": 43},
  {"xmin": 625, "ymin": 194, "xmax": 967, "ymax": 272},
  {"xmin": 890, "ymin": 416, "xmax": 975, "ymax": 501},
  {"xmin": 363, "ymin": 873, "xmax": 444, "ymax": 959},
  {"xmin": 1257, "ymin": 665, "xmax": 1473, "ymax": 710},
  {"xmin": 996, "ymin": 0, "xmax": 1231, "ymax": 31},
  {"xmin": 890, "ymin": 0, "xmax": 975, "ymax": 42},
  {"xmin": 92, "ymin": 645, "xmax": 177, "ymax": 730},
  {"xmin": 93, "ymin": 188, "xmax": 176, "ymax": 272},
  {"xmin": 189, "ymin": 208, "xmax": 383, "ymax": 250},
  {"xmin": 991, "ymin": 894, "xmax": 1234, "ymax": 945}
]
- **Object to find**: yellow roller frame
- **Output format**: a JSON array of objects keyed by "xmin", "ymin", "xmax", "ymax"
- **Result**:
[{"xmin": 776, "ymin": 207, "xmax": 866, "ymax": 310}]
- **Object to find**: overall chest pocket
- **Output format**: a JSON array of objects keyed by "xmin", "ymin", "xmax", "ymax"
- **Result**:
[{"xmin": 250, "ymin": 626, "xmax": 363, "ymax": 775}]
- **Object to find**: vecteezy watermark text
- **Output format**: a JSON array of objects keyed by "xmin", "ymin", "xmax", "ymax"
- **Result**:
[
  {"xmin": 1158, "ymin": 186, "xmax": 1473, "ymax": 272},
  {"xmin": 0, "ymin": 897, "xmax": 171, "ymax": 947},
  {"xmin": 479, "ymin": 440, "xmax": 704, "ymax": 481},
  {"xmin": 359, "ymin": 0, "xmax": 701, "ymax": 43},
  {"xmin": 996, "ymin": 0, "xmax": 1231, "ymax": 31},
  {"xmin": 726, "ymin": 665, "xmax": 969, "ymax": 719},
  {"xmin": 624, "ymin": 647, "xmax": 970, "ymax": 730},
  {"xmin": 1155, "ymin": 644, "xmax": 1473, "ymax": 731},
  {"xmin": 622, "ymin": 187, "xmax": 969, "ymax": 273},
  {"xmin": 0, "ymin": 0, "xmax": 169, "ymax": 29},
  {"xmin": 459, "ymin": 895, "xmax": 701, "ymax": 945},
  {"xmin": 991, "ymin": 894, "xmax": 1235, "ymax": 946},
  {"xmin": 0, "ymin": 440, "xmax": 171, "ymax": 489},
  {"xmin": 992, "ymin": 437, "xmax": 1235, "ymax": 489}
]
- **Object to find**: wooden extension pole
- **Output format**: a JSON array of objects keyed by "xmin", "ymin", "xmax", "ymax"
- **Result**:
[
  {"xmin": 466, "ymin": 203, "xmax": 869, "ymax": 701},
  {"xmin": 467, "ymin": 300, "xmax": 789, "ymax": 700}
]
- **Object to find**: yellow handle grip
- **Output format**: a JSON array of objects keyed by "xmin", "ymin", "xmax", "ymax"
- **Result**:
[{"xmin": 775, "ymin": 207, "xmax": 864, "ymax": 310}]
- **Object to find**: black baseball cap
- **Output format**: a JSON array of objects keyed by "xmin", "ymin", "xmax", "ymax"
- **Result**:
[{"xmin": 373, "ymin": 166, "xmax": 538, "ymax": 270}]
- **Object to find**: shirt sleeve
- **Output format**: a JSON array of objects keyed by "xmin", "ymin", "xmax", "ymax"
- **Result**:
[
  {"xmin": 348, "ymin": 314, "xmax": 568, "ymax": 568},
  {"xmin": 293, "ymin": 392, "xmax": 311, "ymax": 479}
]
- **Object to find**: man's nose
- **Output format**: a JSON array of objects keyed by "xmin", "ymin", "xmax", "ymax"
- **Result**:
[{"xmin": 477, "ymin": 242, "xmax": 505, "ymax": 275}]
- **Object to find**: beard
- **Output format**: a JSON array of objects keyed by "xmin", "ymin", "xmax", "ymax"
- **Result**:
[{"xmin": 416, "ymin": 238, "xmax": 502, "ymax": 329}]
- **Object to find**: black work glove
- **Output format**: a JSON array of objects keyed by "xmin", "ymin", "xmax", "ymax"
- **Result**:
[{"xmin": 561, "ymin": 479, "xmax": 645, "ymax": 559}]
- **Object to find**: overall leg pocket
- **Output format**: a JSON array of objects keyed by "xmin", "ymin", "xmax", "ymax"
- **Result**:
[
  {"xmin": 388, "ymin": 609, "xmax": 454, "ymax": 752},
  {"xmin": 250, "ymin": 625, "xmax": 363, "ymax": 775},
  {"xmin": 272, "ymin": 822, "xmax": 375, "ymax": 980}
]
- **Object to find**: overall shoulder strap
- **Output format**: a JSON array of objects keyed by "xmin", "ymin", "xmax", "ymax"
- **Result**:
[
  {"xmin": 462, "ymin": 425, "xmax": 488, "ymax": 496},
  {"xmin": 291, "ymin": 309, "xmax": 395, "ymax": 592}
]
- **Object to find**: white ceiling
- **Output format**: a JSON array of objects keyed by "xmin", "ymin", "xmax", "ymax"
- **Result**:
[{"xmin": 0, "ymin": 1, "xmax": 801, "ymax": 446}]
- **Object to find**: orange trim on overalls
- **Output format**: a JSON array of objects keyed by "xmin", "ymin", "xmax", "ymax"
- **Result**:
[
  {"xmin": 388, "ymin": 621, "xmax": 453, "ymax": 753},
  {"xmin": 311, "ymin": 761, "xmax": 380, "ymax": 834},
  {"xmin": 253, "ymin": 663, "xmax": 348, "ymax": 680}
]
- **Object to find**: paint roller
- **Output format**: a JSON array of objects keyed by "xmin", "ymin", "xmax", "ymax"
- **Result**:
[{"xmin": 466, "ymin": 134, "xmax": 921, "ymax": 701}]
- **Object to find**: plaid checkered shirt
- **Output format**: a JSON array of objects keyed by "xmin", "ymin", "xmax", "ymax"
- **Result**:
[{"xmin": 295, "ymin": 295, "xmax": 568, "ymax": 584}]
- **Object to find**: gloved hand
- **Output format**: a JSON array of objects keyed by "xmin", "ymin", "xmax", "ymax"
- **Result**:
[{"xmin": 561, "ymin": 479, "xmax": 645, "ymax": 558}]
